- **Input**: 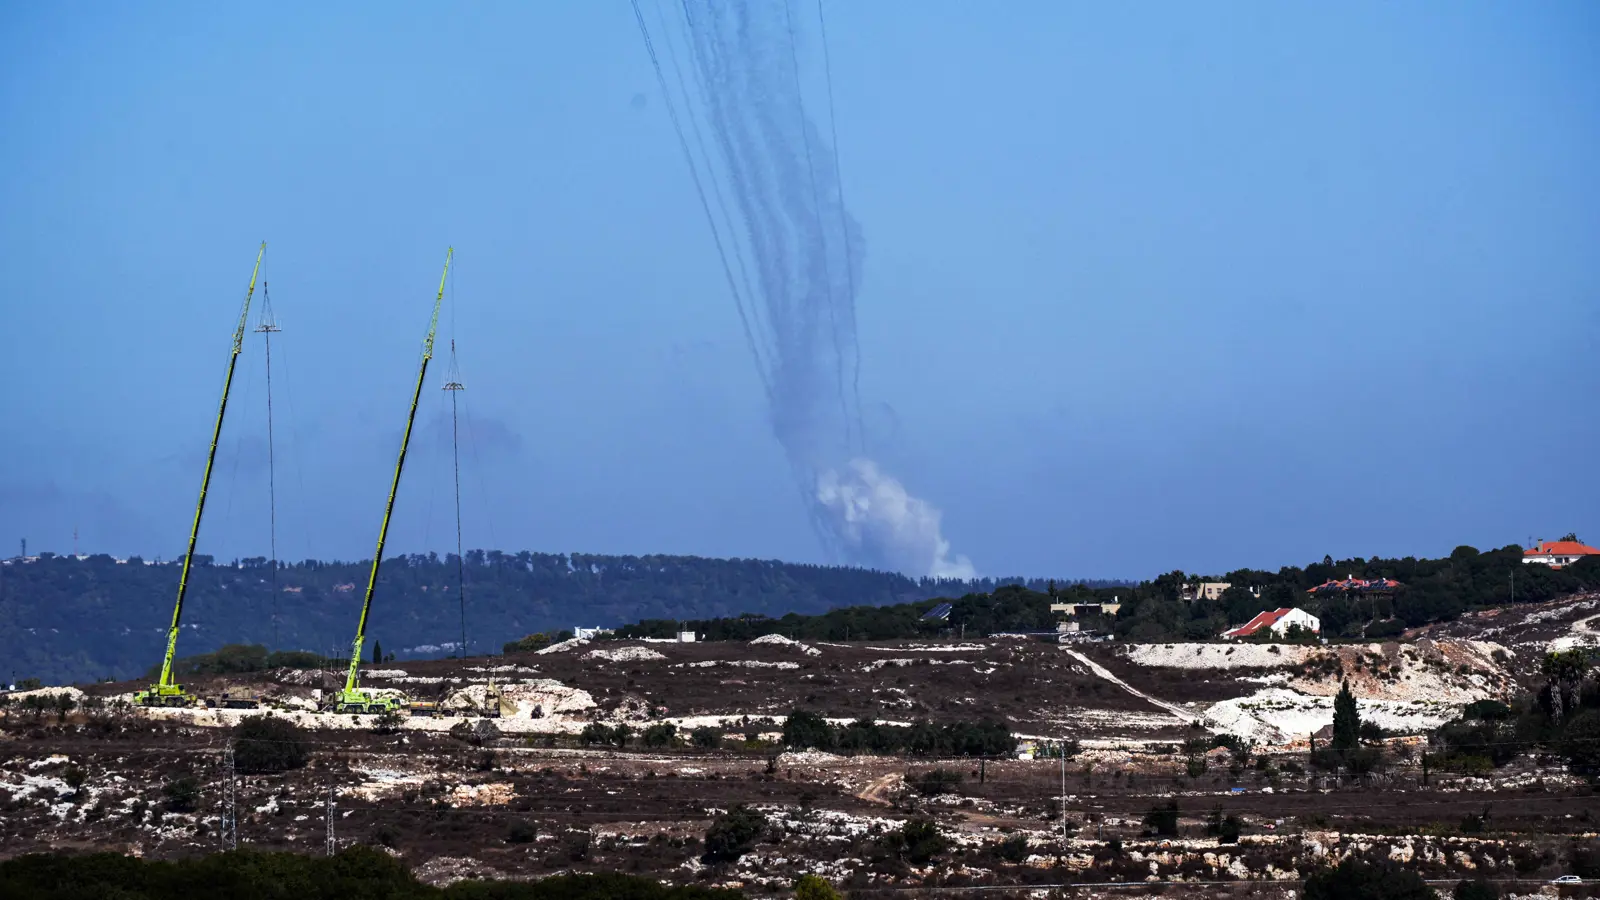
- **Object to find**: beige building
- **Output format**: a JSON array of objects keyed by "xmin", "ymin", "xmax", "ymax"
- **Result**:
[
  {"xmin": 1051, "ymin": 598, "xmax": 1122, "ymax": 618},
  {"xmin": 1181, "ymin": 582, "xmax": 1232, "ymax": 602}
]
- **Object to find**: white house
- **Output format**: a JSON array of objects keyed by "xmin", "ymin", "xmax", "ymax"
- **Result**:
[
  {"xmin": 1523, "ymin": 540, "xmax": 1600, "ymax": 569},
  {"xmin": 1222, "ymin": 607, "xmax": 1320, "ymax": 640}
]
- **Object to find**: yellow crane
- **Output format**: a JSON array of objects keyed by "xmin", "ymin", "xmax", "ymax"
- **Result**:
[
  {"xmin": 331, "ymin": 248, "xmax": 451, "ymax": 714},
  {"xmin": 136, "ymin": 243, "xmax": 266, "ymax": 707}
]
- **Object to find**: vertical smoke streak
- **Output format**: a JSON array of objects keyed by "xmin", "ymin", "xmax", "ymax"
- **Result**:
[{"xmin": 663, "ymin": 0, "xmax": 974, "ymax": 579}]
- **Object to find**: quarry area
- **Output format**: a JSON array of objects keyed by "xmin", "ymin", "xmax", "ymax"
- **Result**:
[{"xmin": 3, "ymin": 599, "xmax": 1600, "ymax": 898}]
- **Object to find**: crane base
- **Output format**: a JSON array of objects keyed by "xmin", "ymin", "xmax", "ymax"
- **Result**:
[
  {"xmin": 134, "ymin": 684, "xmax": 195, "ymax": 708},
  {"xmin": 330, "ymin": 690, "xmax": 405, "ymax": 715}
]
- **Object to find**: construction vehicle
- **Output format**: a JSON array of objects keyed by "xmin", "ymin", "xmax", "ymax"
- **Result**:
[
  {"xmin": 330, "ymin": 249, "xmax": 452, "ymax": 715},
  {"xmin": 135, "ymin": 244, "xmax": 266, "ymax": 708}
]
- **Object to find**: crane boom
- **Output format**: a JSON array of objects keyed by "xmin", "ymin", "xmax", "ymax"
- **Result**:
[
  {"xmin": 137, "ymin": 242, "xmax": 266, "ymax": 707},
  {"xmin": 335, "ymin": 247, "xmax": 452, "ymax": 712}
]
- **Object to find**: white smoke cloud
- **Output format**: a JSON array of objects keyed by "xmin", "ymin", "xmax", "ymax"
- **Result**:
[{"xmin": 814, "ymin": 458, "xmax": 975, "ymax": 579}]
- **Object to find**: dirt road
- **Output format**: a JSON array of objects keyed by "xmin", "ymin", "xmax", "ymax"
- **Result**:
[{"xmin": 1060, "ymin": 648, "xmax": 1196, "ymax": 723}]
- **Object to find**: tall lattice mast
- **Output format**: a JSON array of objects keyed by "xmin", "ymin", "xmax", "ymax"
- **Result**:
[
  {"xmin": 443, "ymin": 340, "xmax": 467, "ymax": 659},
  {"xmin": 255, "ymin": 282, "xmax": 282, "ymax": 649}
]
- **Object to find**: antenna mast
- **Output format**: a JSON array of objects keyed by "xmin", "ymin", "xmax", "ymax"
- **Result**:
[
  {"xmin": 335, "ymin": 248, "xmax": 451, "ymax": 713},
  {"xmin": 256, "ymin": 282, "xmax": 282, "ymax": 648},
  {"xmin": 444, "ymin": 340, "xmax": 467, "ymax": 659},
  {"xmin": 137, "ymin": 242, "xmax": 265, "ymax": 707}
]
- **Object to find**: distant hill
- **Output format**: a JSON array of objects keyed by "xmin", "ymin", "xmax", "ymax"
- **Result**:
[{"xmin": 0, "ymin": 550, "xmax": 1122, "ymax": 685}]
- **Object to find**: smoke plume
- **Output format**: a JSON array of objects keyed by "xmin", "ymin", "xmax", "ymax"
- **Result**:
[
  {"xmin": 644, "ymin": 0, "xmax": 974, "ymax": 577},
  {"xmin": 815, "ymin": 459, "xmax": 976, "ymax": 579}
]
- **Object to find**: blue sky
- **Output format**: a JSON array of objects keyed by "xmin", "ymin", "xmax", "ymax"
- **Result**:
[{"xmin": 1, "ymin": 1, "xmax": 1595, "ymax": 580}]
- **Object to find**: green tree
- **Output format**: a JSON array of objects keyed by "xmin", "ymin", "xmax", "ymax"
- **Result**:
[
  {"xmin": 1305, "ymin": 858, "xmax": 1433, "ymax": 900},
  {"xmin": 371, "ymin": 640, "xmax": 382, "ymax": 665},
  {"xmin": 233, "ymin": 715, "xmax": 309, "ymax": 775},
  {"xmin": 162, "ymin": 776, "xmax": 200, "ymax": 813},
  {"xmin": 690, "ymin": 726, "xmax": 722, "ymax": 749},
  {"xmin": 782, "ymin": 709, "xmax": 835, "ymax": 751},
  {"xmin": 794, "ymin": 874, "xmax": 843, "ymax": 900},
  {"xmin": 1332, "ymin": 680, "xmax": 1361, "ymax": 751},
  {"xmin": 1561, "ymin": 710, "xmax": 1600, "ymax": 773},
  {"xmin": 703, "ymin": 805, "xmax": 766, "ymax": 863},
  {"xmin": 642, "ymin": 723, "xmax": 677, "ymax": 748},
  {"xmin": 1142, "ymin": 800, "xmax": 1179, "ymax": 837},
  {"xmin": 885, "ymin": 819, "xmax": 948, "ymax": 864}
]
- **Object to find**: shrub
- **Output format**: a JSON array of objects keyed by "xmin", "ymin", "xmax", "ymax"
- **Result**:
[
  {"xmin": 690, "ymin": 726, "xmax": 722, "ymax": 749},
  {"xmin": 162, "ymin": 777, "xmax": 200, "ymax": 813},
  {"xmin": 703, "ymin": 805, "xmax": 765, "ymax": 863},
  {"xmin": 911, "ymin": 768, "xmax": 964, "ymax": 797},
  {"xmin": 642, "ymin": 723, "xmax": 677, "ymax": 748},
  {"xmin": 1462, "ymin": 699, "xmax": 1511, "ymax": 721},
  {"xmin": 232, "ymin": 715, "xmax": 309, "ymax": 775},
  {"xmin": 559, "ymin": 829, "xmax": 592, "ymax": 862},
  {"xmin": 507, "ymin": 820, "xmax": 537, "ymax": 844},
  {"xmin": 1304, "ymin": 858, "xmax": 1433, "ymax": 900},
  {"xmin": 793, "ymin": 874, "xmax": 843, "ymax": 900},
  {"xmin": 1453, "ymin": 877, "xmax": 1499, "ymax": 900},
  {"xmin": 993, "ymin": 833, "xmax": 1030, "ymax": 863},
  {"xmin": 781, "ymin": 710, "xmax": 835, "ymax": 751},
  {"xmin": 885, "ymin": 818, "xmax": 947, "ymax": 864},
  {"xmin": 371, "ymin": 709, "xmax": 404, "ymax": 735},
  {"xmin": 1569, "ymin": 839, "xmax": 1600, "ymax": 879},
  {"xmin": 1365, "ymin": 619, "xmax": 1406, "ymax": 639},
  {"xmin": 1561, "ymin": 710, "xmax": 1600, "ymax": 773},
  {"xmin": 1206, "ymin": 807, "xmax": 1241, "ymax": 844},
  {"xmin": 1143, "ymin": 800, "xmax": 1179, "ymax": 838},
  {"xmin": 502, "ymin": 630, "xmax": 574, "ymax": 654}
]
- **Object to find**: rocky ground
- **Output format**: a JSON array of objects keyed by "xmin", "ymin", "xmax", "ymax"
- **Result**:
[{"xmin": 4, "ymin": 600, "xmax": 1600, "ymax": 897}]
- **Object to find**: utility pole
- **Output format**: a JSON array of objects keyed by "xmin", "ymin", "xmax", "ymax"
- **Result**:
[
  {"xmin": 221, "ymin": 742, "xmax": 238, "ymax": 850},
  {"xmin": 1059, "ymin": 744, "xmax": 1068, "ymax": 848},
  {"xmin": 325, "ymin": 785, "xmax": 336, "ymax": 856}
]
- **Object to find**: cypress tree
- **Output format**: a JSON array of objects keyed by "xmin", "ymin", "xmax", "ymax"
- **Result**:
[
  {"xmin": 371, "ymin": 639, "xmax": 383, "ymax": 665},
  {"xmin": 1332, "ymin": 679, "xmax": 1361, "ymax": 751}
]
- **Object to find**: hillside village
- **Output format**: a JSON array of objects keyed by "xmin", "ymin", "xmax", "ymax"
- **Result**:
[{"xmin": 4, "ymin": 542, "xmax": 1600, "ymax": 897}]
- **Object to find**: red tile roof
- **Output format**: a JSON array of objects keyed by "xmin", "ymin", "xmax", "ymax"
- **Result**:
[
  {"xmin": 1224, "ymin": 608, "xmax": 1293, "ymax": 638},
  {"xmin": 1525, "ymin": 541, "xmax": 1600, "ymax": 558}
]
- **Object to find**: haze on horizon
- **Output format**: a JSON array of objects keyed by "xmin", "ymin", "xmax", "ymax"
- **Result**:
[{"xmin": 0, "ymin": 2, "xmax": 1595, "ymax": 581}]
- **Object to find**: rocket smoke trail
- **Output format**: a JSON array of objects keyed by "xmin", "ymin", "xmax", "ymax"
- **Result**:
[{"xmin": 634, "ymin": 0, "xmax": 974, "ymax": 579}]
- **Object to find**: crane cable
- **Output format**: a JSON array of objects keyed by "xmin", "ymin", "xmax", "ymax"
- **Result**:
[{"xmin": 630, "ymin": 0, "xmax": 774, "ymax": 407}]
